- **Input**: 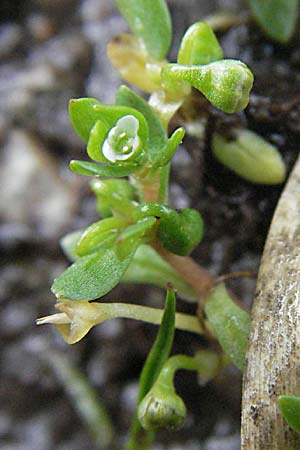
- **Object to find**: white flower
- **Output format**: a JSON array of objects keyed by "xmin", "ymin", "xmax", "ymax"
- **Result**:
[{"xmin": 102, "ymin": 115, "xmax": 141, "ymax": 163}]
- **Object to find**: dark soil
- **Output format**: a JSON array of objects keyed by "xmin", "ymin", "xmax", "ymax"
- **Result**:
[{"xmin": 1, "ymin": 1, "xmax": 300, "ymax": 449}]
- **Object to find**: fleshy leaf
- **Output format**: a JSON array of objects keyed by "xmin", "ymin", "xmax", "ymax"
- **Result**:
[
  {"xmin": 157, "ymin": 208, "xmax": 204, "ymax": 256},
  {"xmin": 114, "ymin": 0, "xmax": 172, "ymax": 60},
  {"xmin": 116, "ymin": 85, "xmax": 167, "ymax": 161},
  {"xmin": 116, "ymin": 217, "xmax": 156, "ymax": 259},
  {"xmin": 122, "ymin": 244, "xmax": 198, "ymax": 301},
  {"xmin": 212, "ymin": 129, "xmax": 286, "ymax": 184},
  {"xmin": 69, "ymin": 98, "xmax": 148, "ymax": 145},
  {"xmin": 90, "ymin": 178, "xmax": 137, "ymax": 217},
  {"xmin": 69, "ymin": 160, "xmax": 139, "ymax": 177},
  {"xmin": 177, "ymin": 22, "xmax": 223, "ymax": 65},
  {"xmin": 135, "ymin": 203, "xmax": 204, "ymax": 256},
  {"xmin": 278, "ymin": 395, "xmax": 300, "ymax": 433},
  {"xmin": 249, "ymin": 0, "xmax": 298, "ymax": 43},
  {"xmin": 51, "ymin": 243, "xmax": 139, "ymax": 301},
  {"xmin": 76, "ymin": 217, "xmax": 128, "ymax": 257},
  {"xmin": 204, "ymin": 283, "xmax": 250, "ymax": 370},
  {"xmin": 162, "ymin": 60, "xmax": 254, "ymax": 113}
]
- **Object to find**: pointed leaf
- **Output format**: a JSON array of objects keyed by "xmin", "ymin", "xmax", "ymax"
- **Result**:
[
  {"xmin": 114, "ymin": 0, "xmax": 172, "ymax": 60},
  {"xmin": 153, "ymin": 127, "xmax": 185, "ymax": 168},
  {"xmin": 249, "ymin": 0, "xmax": 298, "ymax": 43},
  {"xmin": 51, "ymin": 243, "xmax": 139, "ymax": 301},
  {"xmin": 138, "ymin": 287, "xmax": 176, "ymax": 400},
  {"xmin": 69, "ymin": 160, "xmax": 139, "ymax": 177},
  {"xmin": 125, "ymin": 288, "xmax": 176, "ymax": 447}
]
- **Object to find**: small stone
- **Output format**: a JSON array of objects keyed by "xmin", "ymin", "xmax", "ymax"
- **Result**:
[{"xmin": 26, "ymin": 14, "xmax": 56, "ymax": 42}]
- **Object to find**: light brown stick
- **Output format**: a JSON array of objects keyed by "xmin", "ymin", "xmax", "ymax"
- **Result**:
[{"xmin": 241, "ymin": 154, "xmax": 300, "ymax": 449}]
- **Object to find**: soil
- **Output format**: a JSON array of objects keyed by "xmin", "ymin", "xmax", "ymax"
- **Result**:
[{"xmin": 1, "ymin": 1, "xmax": 300, "ymax": 449}]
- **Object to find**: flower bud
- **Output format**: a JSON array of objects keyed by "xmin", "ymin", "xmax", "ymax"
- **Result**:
[
  {"xmin": 138, "ymin": 382, "xmax": 186, "ymax": 431},
  {"xmin": 162, "ymin": 59, "xmax": 254, "ymax": 113}
]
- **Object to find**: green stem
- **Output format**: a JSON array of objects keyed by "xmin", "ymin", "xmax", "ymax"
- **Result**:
[{"xmin": 157, "ymin": 354, "xmax": 204, "ymax": 386}]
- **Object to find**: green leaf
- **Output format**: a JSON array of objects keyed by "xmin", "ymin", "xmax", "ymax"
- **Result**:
[
  {"xmin": 114, "ymin": 0, "xmax": 172, "ymax": 60},
  {"xmin": 69, "ymin": 98, "xmax": 148, "ymax": 144},
  {"xmin": 51, "ymin": 243, "xmax": 139, "ymax": 301},
  {"xmin": 157, "ymin": 208, "xmax": 204, "ymax": 256},
  {"xmin": 162, "ymin": 60, "xmax": 254, "ymax": 114},
  {"xmin": 278, "ymin": 395, "xmax": 300, "ymax": 433},
  {"xmin": 249, "ymin": 0, "xmax": 298, "ymax": 43},
  {"xmin": 116, "ymin": 85, "xmax": 167, "ymax": 161},
  {"xmin": 69, "ymin": 160, "xmax": 139, "ymax": 177},
  {"xmin": 212, "ymin": 129, "xmax": 286, "ymax": 184},
  {"xmin": 177, "ymin": 22, "xmax": 223, "ymax": 65},
  {"xmin": 122, "ymin": 244, "xmax": 198, "ymax": 301},
  {"xmin": 204, "ymin": 283, "xmax": 250, "ymax": 370},
  {"xmin": 125, "ymin": 287, "xmax": 176, "ymax": 448},
  {"xmin": 153, "ymin": 127, "xmax": 185, "ymax": 168},
  {"xmin": 76, "ymin": 217, "xmax": 128, "ymax": 257},
  {"xmin": 116, "ymin": 217, "xmax": 156, "ymax": 259}
]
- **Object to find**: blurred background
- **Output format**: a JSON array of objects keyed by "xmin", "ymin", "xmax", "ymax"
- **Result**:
[{"xmin": 1, "ymin": 0, "xmax": 300, "ymax": 449}]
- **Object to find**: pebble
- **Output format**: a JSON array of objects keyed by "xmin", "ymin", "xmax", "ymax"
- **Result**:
[
  {"xmin": 0, "ymin": 23, "xmax": 23, "ymax": 59},
  {"xmin": 26, "ymin": 13, "xmax": 56, "ymax": 42}
]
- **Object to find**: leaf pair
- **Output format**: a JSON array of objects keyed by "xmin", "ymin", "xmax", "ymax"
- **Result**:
[{"xmin": 52, "ymin": 217, "xmax": 156, "ymax": 301}]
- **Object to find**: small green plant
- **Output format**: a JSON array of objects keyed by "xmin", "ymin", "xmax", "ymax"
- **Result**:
[{"xmin": 37, "ymin": 1, "xmax": 288, "ymax": 448}]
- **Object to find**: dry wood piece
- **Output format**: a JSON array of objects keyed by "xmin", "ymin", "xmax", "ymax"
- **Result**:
[{"xmin": 241, "ymin": 154, "xmax": 300, "ymax": 449}]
